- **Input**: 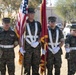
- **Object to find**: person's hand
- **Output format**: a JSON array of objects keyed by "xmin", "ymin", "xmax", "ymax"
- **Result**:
[
  {"xmin": 53, "ymin": 47, "xmax": 60, "ymax": 54},
  {"xmin": 42, "ymin": 49, "xmax": 46, "ymax": 55},
  {"xmin": 65, "ymin": 48, "xmax": 70, "ymax": 53},
  {"xmin": 19, "ymin": 47, "xmax": 26, "ymax": 55},
  {"xmin": 31, "ymin": 42, "xmax": 39, "ymax": 48}
]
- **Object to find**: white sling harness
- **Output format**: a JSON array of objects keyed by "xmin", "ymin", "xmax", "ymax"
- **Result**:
[
  {"xmin": 48, "ymin": 28, "xmax": 60, "ymax": 53},
  {"xmin": 25, "ymin": 22, "xmax": 38, "ymax": 45}
]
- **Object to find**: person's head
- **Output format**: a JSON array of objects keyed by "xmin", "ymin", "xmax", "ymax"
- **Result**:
[
  {"xmin": 70, "ymin": 23, "xmax": 76, "ymax": 36},
  {"xmin": 28, "ymin": 8, "xmax": 35, "ymax": 21},
  {"xmin": 48, "ymin": 16, "xmax": 56, "ymax": 29},
  {"xmin": 2, "ymin": 18, "xmax": 10, "ymax": 31}
]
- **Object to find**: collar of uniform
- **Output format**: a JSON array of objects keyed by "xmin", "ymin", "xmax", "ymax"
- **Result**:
[
  {"xmin": 49, "ymin": 26, "xmax": 57, "ymax": 30},
  {"xmin": 2, "ymin": 28, "xmax": 11, "ymax": 32},
  {"xmin": 71, "ymin": 34, "xmax": 76, "ymax": 38},
  {"xmin": 27, "ymin": 19, "xmax": 35, "ymax": 23}
]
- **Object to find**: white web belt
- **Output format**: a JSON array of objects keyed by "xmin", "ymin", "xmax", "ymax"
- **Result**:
[
  {"xmin": 70, "ymin": 47, "xmax": 76, "ymax": 50},
  {"xmin": 0, "ymin": 45, "xmax": 14, "ymax": 48}
]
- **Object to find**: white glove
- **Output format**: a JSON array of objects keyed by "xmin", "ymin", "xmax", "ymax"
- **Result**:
[
  {"xmin": 53, "ymin": 47, "xmax": 60, "ymax": 54},
  {"xmin": 65, "ymin": 48, "xmax": 70, "ymax": 53},
  {"xmin": 20, "ymin": 47, "xmax": 26, "ymax": 55},
  {"xmin": 31, "ymin": 42, "xmax": 39, "ymax": 48},
  {"xmin": 42, "ymin": 49, "xmax": 46, "ymax": 55}
]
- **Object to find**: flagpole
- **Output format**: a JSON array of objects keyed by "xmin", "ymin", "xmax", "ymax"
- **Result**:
[
  {"xmin": 44, "ymin": 43, "xmax": 46, "ymax": 75},
  {"xmin": 20, "ymin": 36, "xmax": 25, "ymax": 75},
  {"xmin": 21, "ymin": 21, "xmax": 27, "ymax": 75},
  {"xmin": 21, "ymin": 54, "xmax": 25, "ymax": 75},
  {"xmin": 19, "ymin": 38, "xmax": 24, "ymax": 75},
  {"xmin": 21, "ymin": 55, "xmax": 24, "ymax": 75}
]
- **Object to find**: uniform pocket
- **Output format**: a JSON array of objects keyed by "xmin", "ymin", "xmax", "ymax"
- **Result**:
[{"xmin": 0, "ymin": 48, "xmax": 3, "ymax": 58}]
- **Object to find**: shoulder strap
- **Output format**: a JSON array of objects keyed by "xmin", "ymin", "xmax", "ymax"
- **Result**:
[
  {"xmin": 26, "ymin": 22, "xmax": 38, "ymax": 44},
  {"xmin": 34, "ymin": 22, "xmax": 38, "ymax": 42},
  {"xmin": 26, "ymin": 23, "xmax": 33, "ymax": 42},
  {"xmin": 48, "ymin": 28, "xmax": 54, "ymax": 49},
  {"xmin": 55, "ymin": 29, "xmax": 59, "ymax": 47},
  {"xmin": 48, "ymin": 28, "xmax": 60, "ymax": 48}
]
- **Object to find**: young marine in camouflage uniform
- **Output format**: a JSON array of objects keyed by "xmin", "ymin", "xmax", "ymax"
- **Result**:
[
  {"xmin": 0, "ymin": 18, "xmax": 18, "ymax": 75},
  {"xmin": 65, "ymin": 23, "xmax": 76, "ymax": 75},
  {"xmin": 20, "ymin": 8, "xmax": 42, "ymax": 75},
  {"xmin": 46, "ymin": 16, "xmax": 64, "ymax": 75}
]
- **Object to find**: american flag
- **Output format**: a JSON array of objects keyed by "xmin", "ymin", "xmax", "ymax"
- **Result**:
[
  {"xmin": 15, "ymin": 0, "xmax": 28, "ymax": 46},
  {"xmin": 15, "ymin": 0, "xmax": 28, "ymax": 64}
]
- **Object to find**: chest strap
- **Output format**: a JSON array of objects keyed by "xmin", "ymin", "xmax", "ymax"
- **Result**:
[
  {"xmin": 25, "ymin": 22, "xmax": 38, "ymax": 45},
  {"xmin": 48, "ymin": 28, "xmax": 60, "ymax": 52}
]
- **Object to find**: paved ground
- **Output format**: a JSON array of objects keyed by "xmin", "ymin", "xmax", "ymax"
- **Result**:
[{"xmin": 6, "ymin": 45, "xmax": 76, "ymax": 75}]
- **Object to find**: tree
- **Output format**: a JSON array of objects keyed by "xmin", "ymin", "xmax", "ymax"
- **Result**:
[
  {"xmin": 0, "ymin": 0, "xmax": 41, "ymax": 27},
  {"xmin": 0, "ymin": 0, "xmax": 42, "ymax": 10},
  {"xmin": 0, "ymin": 0, "xmax": 42, "ymax": 17},
  {"xmin": 0, "ymin": 0, "xmax": 21, "ymax": 13},
  {"xmin": 55, "ymin": 0, "xmax": 76, "ymax": 22},
  {"xmin": 29, "ymin": 0, "xmax": 42, "ymax": 8}
]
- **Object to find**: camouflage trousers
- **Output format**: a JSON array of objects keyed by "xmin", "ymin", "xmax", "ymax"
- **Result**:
[
  {"xmin": 24, "ymin": 46, "xmax": 41, "ymax": 75},
  {"xmin": 65, "ymin": 53, "xmax": 70, "ymax": 75},
  {"xmin": 68, "ymin": 51, "xmax": 76, "ymax": 75},
  {"xmin": 0, "ymin": 57, "xmax": 15, "ymax": 75},
  {"xmin": 47, "ymin": 50, "xmax": 62, "ymax": 75},
  {"xmin": 66, "ymin": 59, "xmax": 71, "ymax": 75}
]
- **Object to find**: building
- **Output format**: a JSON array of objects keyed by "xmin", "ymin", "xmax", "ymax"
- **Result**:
[{"xmin": 35, "ymin": 6, "xmax": 63, "ymax": 24}]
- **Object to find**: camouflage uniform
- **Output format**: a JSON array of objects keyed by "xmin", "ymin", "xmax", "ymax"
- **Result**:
[
  {"xmin": 65, "ymin": 34, "xmax": 70, "ymax": 75},
  {"xmin": 47, "ymin": 26, "xmax": 64, "ymax": 75},
  {"xmin": 65, "ymin": 34, "xmax": 76, "ymax": 75},
  {"xmin": 0, "ymin": 28, "xmax": 18, "ymax": 75},
  {"xmin": 24, "ymin": 19, "xmax": 41, "ymax": 75}
]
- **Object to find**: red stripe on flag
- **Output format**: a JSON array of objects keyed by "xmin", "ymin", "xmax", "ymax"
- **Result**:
[
  {"xmin": 40, "ymin": 0, "xmax": 48, "ymax": 74},
  {"xmin": 15, "ymin": 0, "xmax": 28, "ymax": 64}
]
